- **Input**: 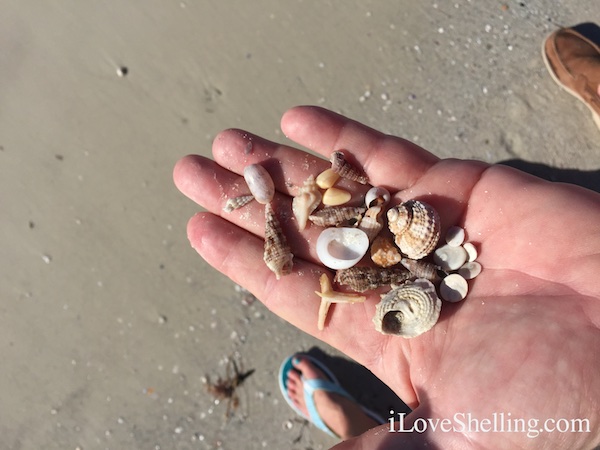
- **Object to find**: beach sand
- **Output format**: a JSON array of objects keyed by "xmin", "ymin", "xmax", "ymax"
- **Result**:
[{"xmin": 1, "ymin": 1, "xmax": 598, "ymax": 448}]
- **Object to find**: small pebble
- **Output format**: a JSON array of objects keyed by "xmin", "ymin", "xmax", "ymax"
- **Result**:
[
  {"xmin": 463, "ymin": 242, "xmax": 478, "ymax": 262},
  {"xmin": 445, "ymin": 226, "xmax": 465, "ymax": 247},
  {"xmin": 433, "ymin": 244, "xmax": 467, "ymax": 271},
  {"xmin": 440, "ymin": 273, "xmax": 468, "ymax": 302},
  {"xmin": 458, "ymin": 261, "xmax": 482, "ymax": 280}
]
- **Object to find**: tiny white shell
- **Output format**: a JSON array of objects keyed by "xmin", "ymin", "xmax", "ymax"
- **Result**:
[
  {"xmin": 244, "ymin": 164, "xmax": 275, "ymax": 205},
  {"xmin": 365, "ymin": 187, "xmax": 391, "ymax": 208},
  {"xmin": 463, "ymin": 242, "xmax": 478, "ymax": 262},
  {"xmin": 458, "ymin": 261, "xmax": 482, "ymax": 280},
  {"xmin": 445, "ymin": 226, "xmax": 465, "ymax": 247},
  {"xmin": 316, "ymin": 227, "xmax": 369, "ymax": 270},
  {"xmin": 440, "ymin": 273, "xmax": 469, "ymax": 302},
  {"xmin": 433, "ymin": 244, "xmax": 468, "ymax": 271}
]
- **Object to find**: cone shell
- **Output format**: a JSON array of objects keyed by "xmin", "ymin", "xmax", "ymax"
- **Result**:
[
  {"xmin": 371, "ymin": 236, "xmax": 402, "ymax": 267},
  {"xmin": 263, "ymin": 203, "xmax": 293, "ymax": 279},
  {"xmin": 330, "ymin": 151, "xmax": 369, "ymax": 184},
  {"xmin": 373, "ymin": 279, "xmax": 441, "ymax": 338},
  {"xmin": 309, "ymin": 206, "xmax": 366, "ymax": 228},
  {"xmin": 292, "ymin": 175, "xmax": 322, "ymax": 231},
  {"xmin": 334, "ymin": 266, "xmax": 411, "ymax": 292},
  {"xmin": 387, "ymin": 200, "xmax": 441, "ymax": 260}
]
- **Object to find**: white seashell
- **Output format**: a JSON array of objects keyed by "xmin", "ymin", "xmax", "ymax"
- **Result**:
[
  {"xmin": 463, "ymin": 242, "xmax": 478, "ymax": 262},
  {"xmin": 387, "ymin": 200, "xmax": 441, "ymax": 260},
  {"xmin": 445, "ymin": 226, "xmax": 465, "ymax": 247},
  {"xmin": 292, "ymin": 175, "xmax": 322, "ymax": 231},
  {"xmin": 223, "ymin": 194, "xmax": 254, "ymax": 212},
  {"xmin": 322, "ymin": 187, "xmax": 352, "ymax": 206},
  {"xmin": 316, "ymin": 168, "xmax": 340, "ymax": 189},
  {"xmin": 244, "ymin": 164, "xmax": 275, "ymax": 205},
  {"xmin": 440, "ymin": 273, "xmax": 468, "ymax": 302},
  {"xmin": 365, "ymin": 187, "xmax": 391, "ymax": 208},
  {"xmin": 458, "ymin": 261, "xmax": 482, "ymax": 280},
  {"xmin": 316, "ymin": 227, "xmax": 369, "ymax": 270},
  {"xmin": 357, "ymin": 205, "xmax": 384, "ymax": 242},
  {"xmin": 433, "ymin": 244, "xmax": 468, "ymax": 271},
  {"xmin": 373, "ymin": 278, "xmax": 441, "ymax": 338}
]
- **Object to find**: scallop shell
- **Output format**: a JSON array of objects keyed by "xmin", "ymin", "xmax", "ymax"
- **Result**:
[
  {"xmin": 357, "ymin": 205, "xmax": 384, "ymax": 242},
  {"xmin": 373, "ymin": 278, "xmax": 442, "ymax": 338},
  {"xmin": 309, "ymin": 206, "xmax": 366, "ymax": 227},
  {"xmin": 223, "ymin": 194, "xmax": 254, "ymax": 212},
  {"xmin": 330, "ymin": 151, "xmax": 369, "ymax": 184},
  {"xmin": 387, "ymin": 200, "xmax": 441, "ymax": 260},
  {"xmin": 316, "ymin": 227, "xmax": 369, "ymax": 270},
  {"xmin": 292, "ymin": 175, "xmax": 322, "ymax": 231},
  {"xmin": 371, "ymin": 235, "xmax": 402, "ymax": 267},
  {"xmin": 365, "ymin": 186, "xmax": 391, "ymax": 208},
  {"xmin": 263, "ymin": 203, "xmax": 293, "ymax": 279},
  {"xmin": 433, "ymin": 244, "xmax": 468, "ymax": 271},
  {"xmin": 244, "ymin": 164, "xmax": 275, "ymax": 205},
  {"xmin": 400, "ymin": 258, "xmax": 445, "ymax": 283},
  {"xmin": 334, "ymin": 266, "xmax": 411, "ymax": 292}
]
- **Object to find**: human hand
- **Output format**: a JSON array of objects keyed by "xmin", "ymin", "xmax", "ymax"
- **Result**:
[{"xmin": 173, "ymin": 106, "xmax": 600, "ymax": 449}]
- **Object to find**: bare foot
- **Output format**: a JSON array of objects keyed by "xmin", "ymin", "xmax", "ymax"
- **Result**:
[{"xmin": 285, "ymin": 356, "xmax": 380, "ymax": 440}]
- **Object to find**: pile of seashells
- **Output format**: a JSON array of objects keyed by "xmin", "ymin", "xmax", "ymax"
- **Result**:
[{"xmin": 224, "ymin": 150, "xmax": 482, "ymax": 339}]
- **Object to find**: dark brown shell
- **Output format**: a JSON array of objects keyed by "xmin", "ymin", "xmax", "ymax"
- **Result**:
[
  {"xmin": 330, "ymin": 151, "xmax": 369, "ymax": 184},
  {"xmin": 309, "ymin": 206, "xmax": 366, "ymax": 227},
  {"xmin": 334, "ymin": 266, "xmax": 411, "ymax": 292}
]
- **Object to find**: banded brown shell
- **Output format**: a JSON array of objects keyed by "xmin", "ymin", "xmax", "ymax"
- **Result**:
[
  {"xmin": 387, "ymin": 200, "xmax": 441, "ymax": 260},
  {"xmin": 373, "ymin": 278, "xmax": 441, "ymax": 338},
  {"xmin": 400, "ymin": 258, "xmax": 445, "ymax": 283},
  {"xmin": 263, "ymin": 203, "xmax": 293, "ymax": 279},
  {"xmin": 309, "ymin": 206, "xmax": 366, "ymax": 227},
  {"xmin": 330, "ymin": 151, "xmax": 369, "ymax": 184},
  {"xmin": 334, "ymin": 266, "xmax": 411, "ymax": 292}
]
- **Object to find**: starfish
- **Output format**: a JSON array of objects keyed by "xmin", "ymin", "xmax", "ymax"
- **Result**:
[{"xmin": 315, "ymin": 273, "xmax": 366, "ymax": 330}]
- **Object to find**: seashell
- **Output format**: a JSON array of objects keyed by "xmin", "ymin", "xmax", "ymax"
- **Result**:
[
  {"xmin": 463, "ymin": 242, "xmax": 478, "ymax": 262},
  {"xmin": 244, "ymin": 164, "xmax": 275, "ymax": 205},
  {"xmin": 440, "ymin": 273, "xmax": 468, "ymax": 302},
  {"xmin": 263, "ymin": 203, "xmax": 293, "ymax": 279},
  {"xmin": 316, "ymin": 227, "xmax": 369, "ymax": 270},
  {"xmin": 371, "ymin": 235, "xmax": 402, "ymax": 267},
  {"xmin": 223, "ymin": 194, "xmax": 254, "ymax": 212},
  {"xmin": 334, "ymin": 266, "xmax": 411, "ymax": 292},
  {"xmin": 445, "ymin": 226, "xmax": 465, "ymax": 247},
  {"xmin": 292, "ymin": 175, "xmax": 322, "ymax": 231},
  {"xmin": 322, "ymin": 187, "xmax": 352, "ymax": 206},
  {"xmin": 357, "ymin": 205, "xmax": 384, "ymax": 242},
  {"xmin": 373, "ymin": 278, "xmax": 442, "ymax": 338},
  {"xmin": 400, "ymin": 258, "xmax": 445, "ymax": 283},
  {"xmin": 330, "ymin": 150, "xmax": 369, "ymax": 184},
  {"xmin": 316, "ymin": 168, "xmax": 340, "ymax": 189},
  {"xmin": 433, "ymin": 244, "xmax": 468, "ymax": 271},
  {"xmin": 365, "ymin": 187, "xmax": 391, "ymax": 208},
  {"xmin": 458, "ymin": 261, "xmax": 482, "ymax": 280},
  {"xmin": 309, "ymin": 206, "xmax": 366, "ymax": 228},
  {"xmin": 387, "ymin": 200, "xmax": 441, "ymax": 260}
]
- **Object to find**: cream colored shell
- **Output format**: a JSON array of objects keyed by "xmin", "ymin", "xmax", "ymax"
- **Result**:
[
  {"xmin": 292, "ymin": 175, "xmax": 322, "ymax": 231},
  {"xmin": 373, "ymin": 278, "xmax": 442, "ymax": 338},
  {"xmin": 387, "ymin": 200, "xmax": 441, "ymax": 260}
]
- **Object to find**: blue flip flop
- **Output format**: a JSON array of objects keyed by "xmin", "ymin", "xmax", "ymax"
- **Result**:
[{"xmin": 278, "ymin": 353, "xmax": 385, "ymax": 437}]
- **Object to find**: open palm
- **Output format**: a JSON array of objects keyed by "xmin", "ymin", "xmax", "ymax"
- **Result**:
[{"xmin": 173, "ymin": 106, "xmax": 600, "ymax": 449}]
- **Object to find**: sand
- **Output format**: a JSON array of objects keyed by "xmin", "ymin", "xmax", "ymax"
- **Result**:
[{"xmin": 1, "ymin": 1, "xmax": 598, "ymax": 449}]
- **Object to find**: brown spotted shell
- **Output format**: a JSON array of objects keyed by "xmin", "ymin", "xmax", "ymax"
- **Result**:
[
  {"xmin": 387, "ymin": 200, "xmax": 441, "ymax": 260},
  {"xmin": 373, "ymin": 278, "xmax": 441, "ymax": 338},
  {"xmin": 330, "ymin": 151, "xmax": 369, "ymax": 184},
  {"xmin": 334, "ymin": 266, "xmax": 411, "ymax": 292},
  {"xmin": 309, "ymin": 206, "xmax": 366, "ymax": 228},
  {"xmin": 263, "ymin": 203, "xmax": 293, "ymax": 279}
]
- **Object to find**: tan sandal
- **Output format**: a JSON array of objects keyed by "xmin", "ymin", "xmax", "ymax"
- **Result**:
[{"xmin": 542, "ymin": 27, "xmax": 600, "ymax": 130}]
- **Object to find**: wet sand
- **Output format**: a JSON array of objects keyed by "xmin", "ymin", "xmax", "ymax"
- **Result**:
[{"xmin": 1, "ymin": 1, "xmax": 598, "ymax": 449}]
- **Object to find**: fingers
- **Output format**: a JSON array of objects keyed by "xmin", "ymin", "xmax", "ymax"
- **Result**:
[{"xmin": 281, "ymin": 105, "xmax": 441, "ymax": 190}]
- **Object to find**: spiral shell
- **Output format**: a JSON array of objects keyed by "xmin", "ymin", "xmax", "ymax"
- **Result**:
[
  {"xmin": 292, "ymin": 175, "xmax": 322, "ymax": 231},
  {"xmin": 330, "ymin": 151, "xmax": 369, "ymax": 184},
  {"xmin": 373, "ymin": 279, "xmax": 441, "ymax": 338},
  {"xmin": 357, "ymin": 205, "xmax": 384, "ymax": 242},
  {"xmin": 334, "ymin": 266, "xmax": 411, "ymax": 292},
  {"xmin": 263, "ymin": 203, "xmax": 293, "ymax": 279},
  {"xmin": 387, "ymin": 200, "xmax": 441, "ymax": 260},
  {"xmin": 223, "ymin": 194, "xmax": 254, "ymax": 212},
  {"xmin": 244, "ymin": 164, "xmax": 275, "ymax": 205},
  {"xmin": 309, "ymin": 206, "xmax": 366, "ymax": 228},
  {"xmin": 400, "ymin": 258, "xmax": 445, "ymax": 283}
]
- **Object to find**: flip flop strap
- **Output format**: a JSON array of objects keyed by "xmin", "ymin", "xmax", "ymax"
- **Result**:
[{"xmin": 302, "ymin": 378, "xmax": 355, "ymax": 437}]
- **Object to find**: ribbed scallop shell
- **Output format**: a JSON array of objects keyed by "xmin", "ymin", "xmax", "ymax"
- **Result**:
[
  {"xmin": 387, "ymin": 200, "xmax": 441, "ymax": 260},
  {"xmin": 373, "ymin": 279, "xmax": 441, "ymax": 338},
  {"xmin": 292, "ymin": 175, "xmax": 322, "ymax": 231},
  {"xmin": 330, "ymin": 151, "xmax": 369, "ymax": 184},
  {"xmin": 309, "ymin": 206, "xmax": 366, "ymax": 227},
  {"xmin": 334, "ymin": 266, "xmax": 411, "ymax": 292},
  {"xmin": 263, "ymin": 203, "xmax": 293, "ymax": 279}
]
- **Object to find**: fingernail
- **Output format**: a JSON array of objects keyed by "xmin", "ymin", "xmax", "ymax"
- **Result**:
[{"xmin": 292, "ymin": 356, "xmax": 301, "ymax": 365}]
